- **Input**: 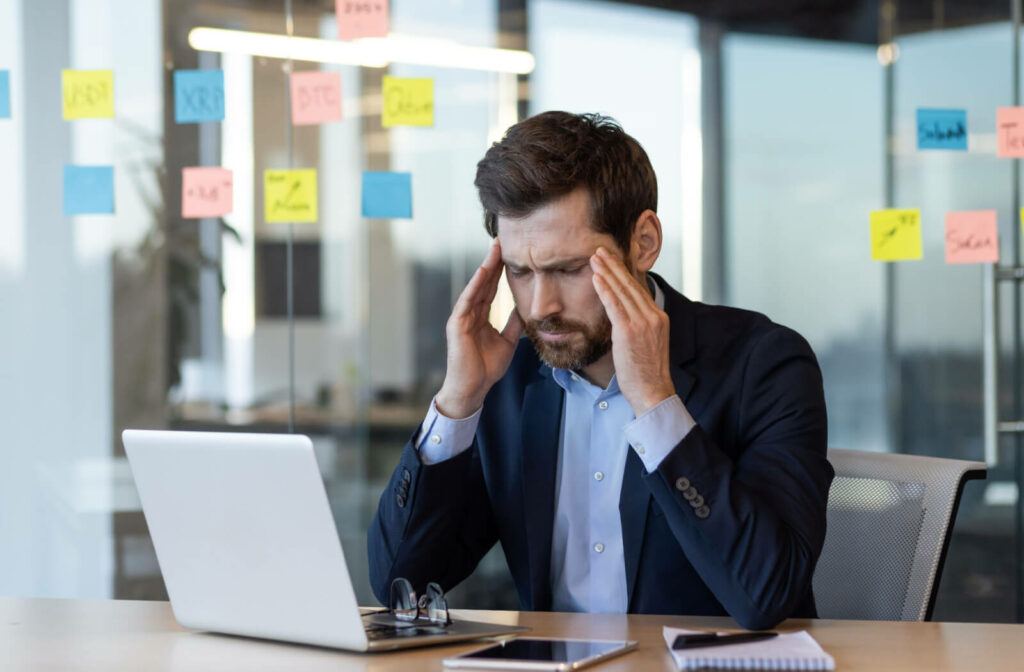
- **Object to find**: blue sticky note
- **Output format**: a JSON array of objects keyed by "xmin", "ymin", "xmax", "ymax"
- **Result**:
[
  {"xmin": 917, "ymin": 108, "xmax": 967, "ymax": 150},
  {"xmin": 0, "ymin": 70, "xmax": 10, "ymax": 118},
  {"xmin": 174, "ymin": 70, "xmax": 224, "ymax": 123},
  {"xmin": 362, "ymin": 171, "xmax": 413, "ymax": 218},
  {"xmin": 64, "ymin": 165, "xmax": 115, "ymax": 215}
]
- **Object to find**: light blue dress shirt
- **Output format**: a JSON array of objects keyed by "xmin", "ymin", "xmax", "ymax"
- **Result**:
[{"xmin": 415, "ymin": 278, "xmax": 697, "ymax": 613}]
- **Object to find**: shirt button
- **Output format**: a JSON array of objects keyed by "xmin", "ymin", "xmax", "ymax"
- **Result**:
[
  {"xmin": 635, "ymin": 444, "xmax": 645, "ymax": 455},
  {"xmin": 598, "ymin": 400, "xmax": 609, "ymax": 410},
  {"xmin": 594, "ymin": 471, "xmax": 604, "ymax": 481},
  {"xmin": 430, "ymin": 435, "xmax": 442, "ymax": 445},
  {"xmin": 571, "ymin": 374, "xmax": 580, "ymax": 382},
  {"xmin": 594, "ymin": 543, "xmax": 605, "ymax": 553}
]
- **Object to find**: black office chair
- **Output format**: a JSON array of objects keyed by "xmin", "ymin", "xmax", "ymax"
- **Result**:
[{"xmin": 812, "ymin": 448, "xmax": 986, "ymax": 621}]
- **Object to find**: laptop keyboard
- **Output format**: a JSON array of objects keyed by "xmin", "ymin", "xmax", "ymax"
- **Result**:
[{"xmin": 363, "ymin": 621, "xmax": 449, "ymax": 641}]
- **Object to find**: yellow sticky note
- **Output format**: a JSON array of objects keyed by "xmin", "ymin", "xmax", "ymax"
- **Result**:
[
  {"xmin": 870, "ymin": 209, "xmax": 923, "ymax": 261},
  {"xmin": 264, "ymin": 169, "xmax": 318, "ymax": 223},
  {"xmin": 62, "ymin": 69, "xmax": 114, "ymax": 119},
  {"xmin": 382, "ymin": 76, "xmax": 434, "ymax": 127}
]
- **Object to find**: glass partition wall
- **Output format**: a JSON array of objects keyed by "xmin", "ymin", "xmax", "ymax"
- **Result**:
[{"xmin": 723, "ymin": 0, "xmax": 1024, "ymax": 622}]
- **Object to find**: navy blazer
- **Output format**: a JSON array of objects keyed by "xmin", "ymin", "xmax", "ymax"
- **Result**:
[{"xmin": 368, "ymin": 275, "xmax": 833, "ymax": 630}]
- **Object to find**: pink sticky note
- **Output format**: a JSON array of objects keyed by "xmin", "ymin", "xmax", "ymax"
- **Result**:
[
  {"xmin": 290, "ymin": 71, "xmax": 343, "ymax": 126},
  {"xmin": 182, "ymin": 167, "xmax": 233, "ymax": 218},
  {"xmin": 997, "ymin": 107, "xmax": 1024, "ymax": 158},
  {"xmin": 945, "ymin": 210, "xmax": 999, "ymax": 264},
  {"xmin": 336, "ymin": 0, "xmax": 389, "ymax": 40}
]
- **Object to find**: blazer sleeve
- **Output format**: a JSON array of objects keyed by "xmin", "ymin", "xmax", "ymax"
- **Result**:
[
  {"xmin": 367, "ymin": 431, "xmax": 499, "ymax": 605},
  {"xmin": 642, "ymin": 325, "xmax": 833, "ymax": 630}
]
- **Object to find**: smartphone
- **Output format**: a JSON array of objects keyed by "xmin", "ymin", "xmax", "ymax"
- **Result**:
[{"xmin": 443, "ymin": 637, "xmax": 638, "ymax": 671}]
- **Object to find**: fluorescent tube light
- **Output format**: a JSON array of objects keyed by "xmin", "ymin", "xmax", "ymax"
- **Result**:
[{"xmin": 188, "ymin": 27, "xmax": 536, "ymax": 75}]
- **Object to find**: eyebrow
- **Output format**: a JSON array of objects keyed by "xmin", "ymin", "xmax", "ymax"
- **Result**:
[{"xmin": 503, "ymin": 256, "xmax": 591, "ymax": 272}]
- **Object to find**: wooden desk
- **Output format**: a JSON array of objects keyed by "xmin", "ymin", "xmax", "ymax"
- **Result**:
[{"xmin": 1, "ymin": 598, "xmax": 1022, "ymax": 671}]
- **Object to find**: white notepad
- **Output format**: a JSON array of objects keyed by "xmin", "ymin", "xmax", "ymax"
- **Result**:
[{"xmin": 662, "ymin": 627, "xmax": 835, "ymax": 670}]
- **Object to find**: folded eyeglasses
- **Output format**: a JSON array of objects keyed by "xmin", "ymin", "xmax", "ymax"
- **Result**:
[{"xmin": 388, "ymin": 577, "xmax": 452, "ymax": 626}]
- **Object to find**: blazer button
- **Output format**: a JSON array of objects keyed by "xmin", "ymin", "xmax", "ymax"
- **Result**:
[
  {"xmin": 683, "ymin": 486, "xmax": 698, "ymax": 501},
  {"xmin": 690, "ymin": 495, "xmax": 704, "ymax": 508},
  {"xmin": 396, "ymin": 493, "xmax": 407, "ymax": 508},
  {"xmin": 402, "ymin": 469, "xmax": 412, "ymax": 484},
  {"xmin": 675, "ymin": 477, "xmax": 691, "ymax": 492},
  {"xmin": 694, "ymin": 505, "xmax": 710, "ymax": 519}
]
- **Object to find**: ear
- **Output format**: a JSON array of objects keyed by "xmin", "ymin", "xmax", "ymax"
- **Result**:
[{"xmin": 629, "ymin": 209, "xmax": 662, "ymax": 274}]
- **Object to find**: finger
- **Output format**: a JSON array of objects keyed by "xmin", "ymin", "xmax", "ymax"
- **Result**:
[
  {"xmin": 453, "ymin": 242, "xmax": 501, "ymax": 315},
  {"xmin": 591, "ymin": 271, "xmax": 629, "ymax": 326},
  {"xmin": 479, "ymin": 239, "xmax": 506, "ymax": 305},
  {"xmin": 500, "ymin": 308, "xmax": 524, "ymax": 343}
]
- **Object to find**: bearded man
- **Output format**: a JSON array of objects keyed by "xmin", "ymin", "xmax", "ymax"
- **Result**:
[{"xmin": 367, "ymin": 111, "xmax": 833, "ymax": 630}]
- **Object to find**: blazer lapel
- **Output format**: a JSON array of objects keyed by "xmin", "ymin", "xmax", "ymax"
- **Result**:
[
  {"xmin": 619, "ymin": 448, "xmax": 650, "ymax": 609},
  {"xmin": 620, "ymin": 274, "xmax": 699, "ymax": 609},
  {"xmin": 520, "ymin": 367, "xmax": 564, "ymax": 611}
]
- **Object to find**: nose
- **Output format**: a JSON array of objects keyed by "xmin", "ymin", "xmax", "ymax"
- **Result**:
[{"xmin": 529, "ymin": 274, "xmax": 563, "ymax": 321}]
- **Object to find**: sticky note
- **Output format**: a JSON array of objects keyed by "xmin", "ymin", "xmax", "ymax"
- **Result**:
[
  {"xmin": 916, "ymin": 108, "xmax": 966, "ymax": 150},
  {"xmin": 182, "ymin": 167, "xmax": 233, "ymax": 218},
  {"xmin": 870, "ymin": 209, "xmax": 922, "ymax": 261},
  {"xmin": 0, "ymin": 70, "xmax": 10, "ymax": 119},
  {"xmin": 264, "ymin": 169, "xmax": 318, "ymax": 223},
  {"xmin": 62, "ymin": 69, "xmax": 114, "ymax": 120},
  {"xmin": 336, "ymin": 0, "xmax": 389, "ymax": 40},
  {"xmin": 945, "ymin": 210, "xmax": 998, "ymax": 264},
  {"xmin": 362, "ymin": 171, "xmax": 412, "ymax": 218},
  {"xmin": 174, "ymin": 70, "xmax": 225, "ymax": 123},
  {"xmin": 382, "ymin": 76, "xmax": 434, "ymax": 128},
  {"xmin": 998, "ymin": 107, "xmax": 1024, "ymax": 157},
  {"xmin": 290, "ymin": 71, "xmax": 343, "ymax": 126},
  {"xmin": 64, "ymin": 165, "xmax": 114, "ymax": 215}
]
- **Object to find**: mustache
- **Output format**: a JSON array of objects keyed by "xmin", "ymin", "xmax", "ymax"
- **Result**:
[{"xmin": 524, "ymin": 316, "xmax": 589, "ymax": 334}]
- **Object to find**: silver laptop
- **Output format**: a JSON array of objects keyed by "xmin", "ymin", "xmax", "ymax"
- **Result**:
[{"xmin": 122, "ymin": 429, "xmax": 527, "ymax": 651}]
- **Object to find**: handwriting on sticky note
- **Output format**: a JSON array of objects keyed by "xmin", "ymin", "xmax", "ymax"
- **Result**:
[
  {"xmin": 998, "ymin": 107, "xmax": 1024, "ymax": 157},
  {"xmin": 916, "ymin": 109, "xmax": 966, "ymax": 150},
  {"xmin": 264, "ymin": 170, "xmax": 318, "ymax": 223},
  {"xmin": 175, "ymin": 70, "xmax": 225, "ymax": 124},
  {"xmin": 290, "ymin": 71, "xmax": 343, "ymax": 126},
  {"xmin": 946, "ymin": 210, "xmax": 999, "ymax": 264},
  {"xmin": 62, "ymin": 70, "xmax": 114, "ymax": 120},
  {"xmin": 382, "ymin": 76, "xmax": 433, "ymax": 127},
  {"xmin": 64, "ymin": 165, "xmax": 115, "ymax": 215},
  {"xmin": 362, "ymin": 171, "xmax": 412, "ymax": 218},
  {"xmin": 182, "ymin": 167, "xmax": 233, "ymax": 219},
  {"xmin": 0, "ymin": 71, "xmax": 10, "ymax": 119},
  {"xmin": 336, "ymin": 0, "xmax": 389, "ymax": 40},
  {"xmin": 870, "ymin": 209, "xmax": 922, "ymax": 261}
]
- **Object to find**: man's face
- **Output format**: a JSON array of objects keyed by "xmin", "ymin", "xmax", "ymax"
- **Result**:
[{"xmin": 498, "ymin": 188, "xmax": 626, "ymax": 371}]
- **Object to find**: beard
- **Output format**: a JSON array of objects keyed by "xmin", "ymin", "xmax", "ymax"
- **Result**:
[{"xmin": 522, "ymin": 311, "xmax": 613, "ymax": 371}]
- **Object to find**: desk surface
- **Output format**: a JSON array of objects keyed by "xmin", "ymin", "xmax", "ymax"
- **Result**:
[{"xmin": 1, "ymin": 598, "xmax": 1022, "ymax": 671}]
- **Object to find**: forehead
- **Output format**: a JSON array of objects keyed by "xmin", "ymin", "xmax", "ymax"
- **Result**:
[{"xmin": 497, "ymin": 189, "xmax": 613, "ymax": 263}]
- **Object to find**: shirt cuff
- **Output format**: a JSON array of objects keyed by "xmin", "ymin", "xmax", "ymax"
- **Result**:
[
  {"xmin": 623, "ymin": 395, "xmax": 696, "ymax": 472},
  {"xmin": 415, "ymin": 397, "xmax": 482, "ymax": 465}
]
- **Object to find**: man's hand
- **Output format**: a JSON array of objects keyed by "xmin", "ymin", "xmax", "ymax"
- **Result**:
[
  {"xmin": 590, "ymin": 247, "xmax": 676, "ymax": 417},
  {"xmin": 435, "ymin": 241, "xmax": 524, "ymax": 419}
]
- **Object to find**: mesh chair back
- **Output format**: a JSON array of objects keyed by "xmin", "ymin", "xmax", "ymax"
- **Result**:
[{"xmin": 812, "ymin": 448, "xmax": 985, "ymax": 621}]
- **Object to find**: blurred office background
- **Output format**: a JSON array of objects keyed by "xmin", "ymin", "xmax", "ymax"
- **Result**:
[{"xmin": 1, "ymin": 0, "xmax": 1023, "ymax": 623}]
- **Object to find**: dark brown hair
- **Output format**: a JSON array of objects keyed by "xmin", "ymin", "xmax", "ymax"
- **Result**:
[{"xmin": 474, "ymin": 111, "xmax": 658, "ymax": 253}]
